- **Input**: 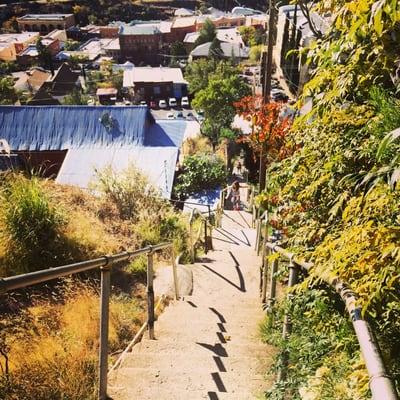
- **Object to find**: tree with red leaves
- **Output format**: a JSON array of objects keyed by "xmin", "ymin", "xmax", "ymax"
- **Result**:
[{"xmin": 234, "ymin": 95, "xmax": 292, "ymax": 190}]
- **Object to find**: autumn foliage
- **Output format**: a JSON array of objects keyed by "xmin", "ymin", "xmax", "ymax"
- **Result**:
[{"xmin": 234, "ymin": 95, "xmax": 292, "ymax": 162}]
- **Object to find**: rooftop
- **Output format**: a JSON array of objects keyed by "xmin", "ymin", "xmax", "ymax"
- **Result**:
[
  {"xmin": 18, "ymin": 14, "xmax": 74, "ymax": 21},
  {"xmin": 190, "ymin": 41, "xmax": 249, "ymax": 58},
  {"xmin": 0, "ymin": 32, "xmax": 38, "ymax": 45},
  {"xmin": 96, "ymin": 88, "xmax": 118, "ymax": 96},
  {"xmin": 119, "ymin": 24, "xmax": 161, "ymax": 35},
  {"xmin": 184, "ymin": 27, "xmax": 243, "ymax": 45},
  {"xmin": 123, "ymin": 67, "xmax": 187, "ymax": 86},
  {"xmin": 171, "ymin": 16, "xmax": 197, "ymax": 29}
]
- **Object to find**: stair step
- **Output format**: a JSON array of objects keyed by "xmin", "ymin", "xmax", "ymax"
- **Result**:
[
  {"xmin": 109, "ymin": 366, "xmax": 267, "ymax": 394},
  {"xmin": 120, "ymin": 350, "xmax": 270, "ymax": 372}
]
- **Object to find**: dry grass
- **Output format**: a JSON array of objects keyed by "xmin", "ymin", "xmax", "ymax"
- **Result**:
[
  {"xmin": 1, "ymin": 281, "xmax": 144, "ymax": 400},
  {"xmin": 0, "ymin": 170, "xmax": 193, "ymax": 399}
]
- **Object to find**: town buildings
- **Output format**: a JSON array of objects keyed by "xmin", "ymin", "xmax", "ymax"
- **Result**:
[
  {"xmin": 123, "ymin": 67, "xmax": 188, "ymax": 103},
  {"xmin": 0, "ymin": 32, "xmax": 39, "ymax": 61},
  {"xmin": 17, "ymin": 14, "xmax": 75, "ymax": 33}
]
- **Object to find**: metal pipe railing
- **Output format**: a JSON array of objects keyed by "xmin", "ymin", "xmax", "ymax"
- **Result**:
[
  {"xmin": 0, "ymin": 242, "xmax": 177, "ymax": 400},
  {"xmin": 262, "ymin": 241, "xmax": 399, "ymax": 400}
]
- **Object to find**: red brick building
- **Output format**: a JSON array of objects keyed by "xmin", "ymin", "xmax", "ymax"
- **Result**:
[{"xmin": 119, "ymin": 24, "xmax": 162, "ymax": 64}]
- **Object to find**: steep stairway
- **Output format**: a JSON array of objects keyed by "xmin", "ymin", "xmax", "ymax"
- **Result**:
[{"xmin": 109, "ymin": 210, "xmax": 273, "ymax": 400}]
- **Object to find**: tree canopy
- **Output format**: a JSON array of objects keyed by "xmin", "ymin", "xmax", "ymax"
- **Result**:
[
  {"xmin": 194, "ymin": 18, "xmax": 216, "ymax": 47},
  {"xmin": 192, "ymin": 64, "xmax": 251, "ymax": 149}
]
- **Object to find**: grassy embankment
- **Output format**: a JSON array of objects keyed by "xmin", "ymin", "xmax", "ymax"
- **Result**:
[{"xmin": 0, "ymin": 165, "xmax": 191, "ymax": 400}]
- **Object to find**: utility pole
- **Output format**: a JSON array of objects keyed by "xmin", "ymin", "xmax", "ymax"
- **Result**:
[
  {"xmin": 263, "ymin": 0, "xmax": 275, "ymax": 104},
  {"xmin": 259, "ymin": 0, "xmax": 275, "ymax": 192}
]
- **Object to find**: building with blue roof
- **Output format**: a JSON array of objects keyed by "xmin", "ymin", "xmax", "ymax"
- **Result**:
[{"xmin": 0, "ymin": 106, "xmax": 187, "ymax": 198}]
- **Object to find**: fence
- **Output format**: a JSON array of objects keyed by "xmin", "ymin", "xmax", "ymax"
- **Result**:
[
  {"xmin": 0, "ymin": 242, "xmax": 177, "ymax": 400},
  {"xmin": 254, "ymin": 212, "xmax": 399, "ymax": 400}
]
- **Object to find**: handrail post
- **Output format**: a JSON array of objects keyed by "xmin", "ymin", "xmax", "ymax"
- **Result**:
[
  {"xmin": 278, "ymin": 257, "xmax": 298, "ymax": 383},
  {"xmin": 204, "ymin": 219, "xmax": 208, "ymax": 254},
  {"xmin": 189, "ymin": 219, "xmax": 195, "ymax": 263},
  {"xmin": 98, "ymin": 264, "xmax": 111, "ymax": 400},
  {"xmin": 267, "ymin": 256, "xmax": 278, "ymax": 309},
  {"xmin": 261, "ymin": 245, "xmax": 269, "ymax": 303},
  {"xmin": 171, "ymin": 248, "xmax": 179, "ymax": 300},
  {"xmin": 147, "ymin": 250, "xmax": 155, "ymax": 340}
]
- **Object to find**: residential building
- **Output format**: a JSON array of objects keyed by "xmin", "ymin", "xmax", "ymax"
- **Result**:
[
  {"xmin": 119, "ymin": 24, "xmax": 162, "ymax": 64},
  {"xmin": 0, "ymin": 106, "xmax": 188, "ymax": 197},
  {"xmin": 66, "ymin": 25, "xmax": 101, "ymax": 42},
  {"xmin": 17, "ymin": 14, "xmax": 75, "ymax": 33},
  {"xmin": 169, "ymin": 17, "xmax": 197, "ymax": 43},
  {"xmin": 96, "ymin": 88, "xmax": 118, "ymax": 105},
  {"xmin": 35, "ymin": 63, "xmax": 81, "ymax": 101},
  {"xmin": 123, "ymin": 66, "xmax": 188, "ymax": 102},
  {"xmin": 0, "ymin": 32, "xmax": 39, "ymax": 61},
  {"xmin": 184, "ymin": 27, "xmax": 244, "ymax": 53},
  {"xmin": 12, "ymin": 67, "xmax": 51, "ymax": 94},
  {"xmin": 17, "ymin": 36, "xmax": 60, "ymax": 67},
  {"xmin": 189, "ymin": 41, "xmax": 249, "ymax": 62}
]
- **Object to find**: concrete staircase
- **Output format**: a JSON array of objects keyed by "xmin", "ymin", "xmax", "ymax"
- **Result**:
[{"xmin": 109, "ymin": 211, "xmax": 273, "ymax": 400}]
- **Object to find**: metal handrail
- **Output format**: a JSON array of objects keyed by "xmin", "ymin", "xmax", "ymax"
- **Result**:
[
  {"xmin": 260, "ymin": 237, "xmax": 399, "ymax": 400},
  {"xmin": 0, "ymin": 242, "xmax": 178, "ymax": 400}
]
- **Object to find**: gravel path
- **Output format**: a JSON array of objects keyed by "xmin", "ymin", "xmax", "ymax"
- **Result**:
[{"xmin": 109, "ymin": 210, "xmax": 274, "ymax": 399}]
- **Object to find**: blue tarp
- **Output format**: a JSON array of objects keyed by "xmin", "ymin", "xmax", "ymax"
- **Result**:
[{"xmin": 0, "ymin": 106, "xmax": 150, "ymax": 150}]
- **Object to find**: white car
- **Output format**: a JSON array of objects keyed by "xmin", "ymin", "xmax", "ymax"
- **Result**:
[
  {"xmin": 167, "ymin": 112, "xmax": 175, "ymax": 120},
  {"xmin": 159, "ymin": 99, "xmax": 167, "ymax": 109},
  {"xmin": 140, "ymin": 100, "xmax": 147, "ymax": 106},
  {"xmin": 169, "ymin": 97, "xmax": 177, "ymax": 108},
  {"xmin": 181, "ymin": 96, "xmax": 189, "ymax": 108}
]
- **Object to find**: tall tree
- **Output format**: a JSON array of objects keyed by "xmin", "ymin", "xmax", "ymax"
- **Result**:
[
  {"xmin": 36, "ymin": 38, "xmax": 53, "ymax": 73},
  {"xmin": 194, "ymin": 18, "xmax": 216, "ymax": 47},
  {"xmin": 234, "ymin": 95, "xmax": 292, "ymax": 189},
  {"xmin": 193, "ymin": 73, "xmax": 251, "ymax": 150}
]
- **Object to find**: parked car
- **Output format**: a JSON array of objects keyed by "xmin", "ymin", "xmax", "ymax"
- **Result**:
[
  {"xmin": 169, "ymin": 97, "xmax": 177, "ymax": 108},
  {"xmin": 186, "ymin": 112, "xmax": 195, "ymax": 120},
  {"xmin": 167, "ymin": 112, "xmax": 175, "ymax": 120},
  {"xmin": 159, "ymin": 99, "xmax": 167, "ymax": 109},
  {"xmin": 140, "ymin": 100, "xmax": 147, "ymax": 106},
  {"xmin": 175, "ymin": 111, "xmax": 184, "ymax": 119},
  {"xmin": 124, "ymin": 100, "xmax": 132, "ymax": 105},
  {"xmin": 181, "ymin": 96, "xmax": 189, "ymax": 108},
  {"xmin": 149, "ymin": 100, "xmax": 157, "ymax": 109}
]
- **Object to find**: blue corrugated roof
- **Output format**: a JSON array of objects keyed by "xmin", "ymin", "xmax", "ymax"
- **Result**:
[
  {"xmin": 57, "ymin": 147, "xmax": 178, "ymax": 198},
  {"xmin": 145, "ymin": 120, "xmax": 187, "ymax": 147},
  {"xmin": 0, "ymin": 106, "xmax": 150, "ymax": 150}
]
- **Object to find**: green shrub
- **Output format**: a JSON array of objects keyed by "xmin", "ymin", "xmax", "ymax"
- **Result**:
[
  {"xmin": 92, "ymin": 164, "xmax": 166, "ymax": 221},
  {"xmin": 261, "ymin": 288, "xmax": 365, "ymax": 400},
  {"xmin": 173, "ymin": 154, "xmax": 227, "ymax": 199},
  {"xmin": 0, "ymin": 175, "xmax": 68, "ymax": 275}
]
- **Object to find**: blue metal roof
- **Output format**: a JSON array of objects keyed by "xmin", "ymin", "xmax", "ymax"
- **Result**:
[
  {"xmin": 145, "ymin": 120, "xmax": 187, "ymax": 147},
  {"xmin": 0, "ymin": 106, "xmax": 150, "ymax": 150},
  {"xmin": 57, "ymin": 147, "xmax": 178, "ymax": 198}
]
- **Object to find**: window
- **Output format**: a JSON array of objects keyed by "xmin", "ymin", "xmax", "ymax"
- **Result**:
[{"xmin": 154, "ymin": 86, "xmax": 160, "ymax": 94}]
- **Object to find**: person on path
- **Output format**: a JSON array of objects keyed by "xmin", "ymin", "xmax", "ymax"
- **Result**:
[{"xmin": 229, "ymin": 180, "xmax": 241, "ymax": 210}]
